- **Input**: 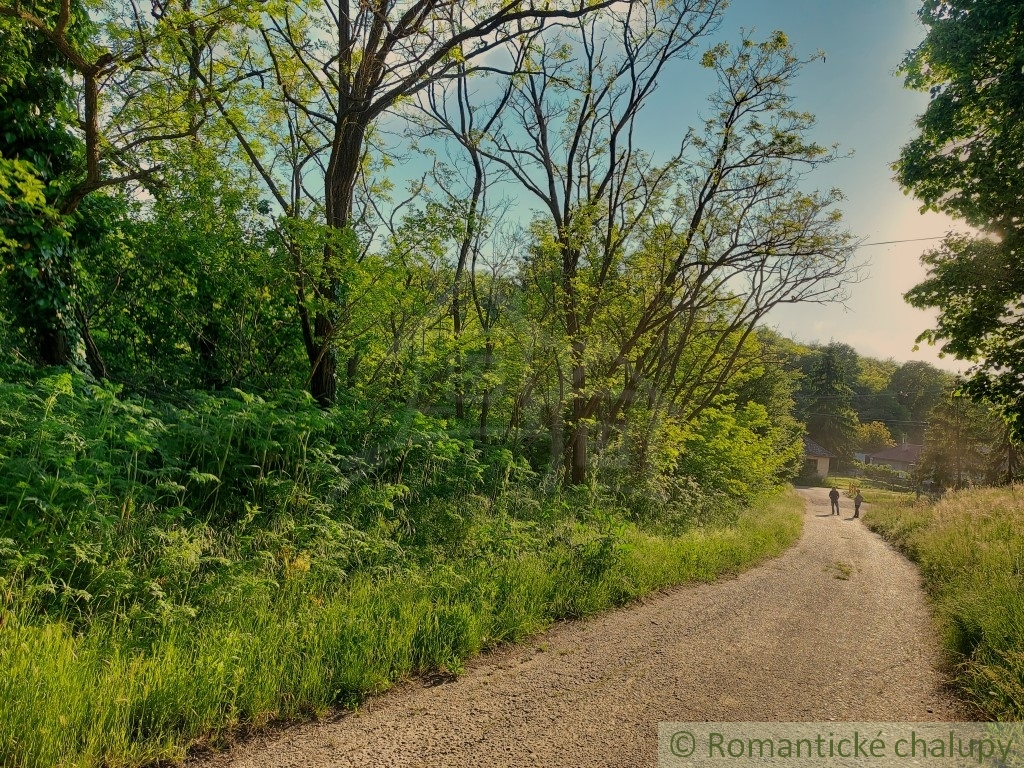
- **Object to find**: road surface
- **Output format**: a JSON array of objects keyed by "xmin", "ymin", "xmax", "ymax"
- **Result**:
[{"xmin": 197, "ymin": 487, "xmax": 964, "ymax": 768}]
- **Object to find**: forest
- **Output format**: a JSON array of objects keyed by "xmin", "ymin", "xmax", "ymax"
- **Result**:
[
  {"xmin": 790, "ymin": 341, "xmax": 1018, "ymax": 488},
  {"xmin": 0, "ymin": 0, "xmax": 1021, "ymax": 764}
]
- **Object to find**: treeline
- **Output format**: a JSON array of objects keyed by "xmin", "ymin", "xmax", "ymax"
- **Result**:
[
  {"xmin": 787, "ymin": 340, "xmax": 1018, "ymax": 487},
  {"xmin": 786, "ymin": 341, "xmax": 949, "ymax": 451},
  {"xmin": 1, "ymin": 0, "xmax": 855, "ymax": 491}
]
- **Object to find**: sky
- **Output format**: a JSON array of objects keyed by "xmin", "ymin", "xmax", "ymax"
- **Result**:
[
  {"xmin": 396, "ymin": 0, "xmax": 965, "ymax": 371},
  {"xmin": 648, "ymin": 0, "xmax": 964, "ymax": 371}
]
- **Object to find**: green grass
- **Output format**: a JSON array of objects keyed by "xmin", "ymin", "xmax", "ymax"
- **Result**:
[
  {"xmin": 0, "ymin": 491, "xmax": 802, "ymax": 768},
  {"xmin": 0, "ymin": 374, "xmax": 806, "ymax": 766},
  {"xmin": 864, "ymin": 485, "xmax": 1024, "ymax": 719},
  {"xmin": 822, "ymin": 474, "xmax": 915, "ymax": 506}
]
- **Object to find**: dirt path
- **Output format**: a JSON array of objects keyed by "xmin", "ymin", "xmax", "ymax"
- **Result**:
[{"xmin": 198, "ymin": 488, "xmax": 964, "ymax": 768}]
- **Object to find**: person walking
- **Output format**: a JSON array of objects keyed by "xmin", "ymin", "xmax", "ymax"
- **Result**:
[
  {"xmin": 829, "ymin": 486, "xmax": 840, "ymax": 515},
  {"xmin": 853, "ymin": 490, "xmax": 863, "ymax": 519}
]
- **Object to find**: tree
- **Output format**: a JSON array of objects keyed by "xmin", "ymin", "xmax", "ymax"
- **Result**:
[
  {"xmin": 0, "ymin": 0, "xmax": 246, "ymax": 374},
  {"xmin": 210, "ymin": 0, "xmax": 623, "ymax": 405},
  {"xmin": 0, "ymin": 10, "xmax": 91, "ymax": 371},
  {"xmin": 897, "ymin": 0, "xmax": 1024, "ymax": 232},
  {"xmin": 475, "ymin": 22, "xmax": 855, "ymax": 483},
  {"xmin": 0, "ymin": 155, "xmax": 61, "ymax": 254},
  {"xmin": 802, "ymin": 344, "xmax": 860, "ymax": 458},
  {"xmin": 919, "ymin": 394, "xmax": 1017, "ymax": 488},
  {"xmin": 905, "ymin": 236, "xmax": 1024, "ymax": 443},
  {"xmin": 887, "ymin": 360, "xmax": 949, "ymax": 435},
  {"xmin": 855, "ymin": 421, "xmax": 896, "ymax": 454},
  {"xmin": 79, "ymin": 147, "xmax": 306, "ymax": 391},
  {"xmin": 896, "ymin": 0, "xmax": 1024, "ymax": 443},
  {"xmin": 478, "ymin": 1, "xmax": 726, "ymax": 483},
  {"xmin": 416, "ymin": 56, "xmax": 517, "ymax": 426}
]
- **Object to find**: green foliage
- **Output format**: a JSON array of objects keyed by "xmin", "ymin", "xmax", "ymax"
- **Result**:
[
  {"xmin": 0, "ymin": 2, "xmax": 854, "ymax": 762},
  {"xmin": 0, "ymin": 493, "xmax": 802, "ymax": 768},
  {"xmin": 865, "ymin": 486, "xmax": 1024, "ymax": 719},
  {"xmin": 905, "ymin": 235, "xmax": 1024, "ymax": 445},
  {"xmin": 0, "ymin": 367, "xmax": 807, "ymax": 766},
  {"xmin": 855, "ymin": 421, "xmax": 896, "ymax": 454},
  {"xmin": 800, "ymin": 344, "xmax": 860, "ymax": 457},
  {"xmin": 80, "ymin": 149, "xmax": 305, "ymax": 391},
  {"xmin": 897, "ymin": 1, "xmax": 1024, "ymax": 444},
  {"xmin": 786, "ymin": 341, "xmax": 952, "ymax": 448},
  {"xmin": 0, "ymin": 5, "xmax": 94, "ymax": 368},
  {"xmin": 919, "ymin": 395, "xmax": 1018, "ymax": 489},
  {"xmin": 0, "ymin": 154, "xmax": 53, "ymax": 252},
  {"xmin": 0, "ymin": 375, "xmax": 389, "ymax": 623},
  {"xmin": 849, "ymin": 461, "xmax": 908, "ymax": 489},
  {"xmin": 888, "ymin": 361, "xmax": 948, "ymax": 424},
  {"xmin": 676, "ymin": 404, "xmax": 803, "ymax": 503},
  {"xmin": 897, "ymin": 0, "xmax": 1024, "ymax": 231}
]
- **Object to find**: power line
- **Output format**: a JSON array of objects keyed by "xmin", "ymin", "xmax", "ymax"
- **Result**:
[
  {"xmin": 797, "ymin": 393, "xmax": 931, "ymax": 399},
  {"xmin": 802, "ymin": 415, "xmax": 933, "ymax": 428},
  {"xmin": 857, "ymin": 236, "xmax": 945, "ymax": 248},
  {"xmin": 804, "ymin": 413, "xmax": 931, "ymax": 425}
]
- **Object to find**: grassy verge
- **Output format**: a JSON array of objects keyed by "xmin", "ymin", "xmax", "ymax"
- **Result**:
[
  {"xmin": 824, "ymin": 475, "xmax": 914, "ymax": 506},
  {"xmin": 0, "ymin": 375, "xmax": 805, "ymax": 765},
  {"xmin": 0, "ymin": 491, "xmax": 802, "ymax": 767},
  {"xmin": 864, "ymin": 485, "xmax": 1024, "ymax": 719}
]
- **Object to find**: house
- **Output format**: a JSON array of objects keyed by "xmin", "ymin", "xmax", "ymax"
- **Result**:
[
  {"xmin": 864, "ymin": 442, "xmax": 923, "ymax": 475},
  {"xmin": 802, "ymin": 436, "xmax": 835, "ymax": 478}
]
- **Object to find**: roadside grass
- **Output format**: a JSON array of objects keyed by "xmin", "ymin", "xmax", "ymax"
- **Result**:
[
  {"xmin": 864, "ymin": 485, "xmax": 1024, "ymax": 719},
  {"xmin": 0, "ymin": 491, "xmax": 803, "ymax": 768},
  {"xmin": 824, "ymin": 475, "xmax": 914, "ymax": 506}
]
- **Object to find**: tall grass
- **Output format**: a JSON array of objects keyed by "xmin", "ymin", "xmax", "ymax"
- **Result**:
[
  {"xmin": 0, "ymin": 373, "xmax": 804, "ymax": 766},
  {"xmin": 0, "ymin": 494, "xmax": 802, "ymax": 768},
  {"xmin": 864, "ymin": 486, "xmax": 1024, "ymax": 719}
]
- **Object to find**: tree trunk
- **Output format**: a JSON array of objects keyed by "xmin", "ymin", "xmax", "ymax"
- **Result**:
[
  {"xmin": 37, "ymin": 321, "xmax": 72, "ymax": 368},
  {"xmin": 561, "ymin": 234, "xmax": 586, "ymax": 484},
  {"xmin": 452, "ymin": 151, "xmax": 483, "ymax": 422},
  {"xmin": 310, "ymin": 313, "xmax": 338, "ymax": 406},
  {"xmin": 311, "ymin": 114, "xmax": 366, "ymax": 405},
  {"xmin": 551, "ymin": 372, "xmax": 565, "ymax": 471},
  {"xmin": 568, "ymin": 337, "xmax": 587, "ymax": 485},
  {"xmin": 453, "ymin": 282, "xmax": 465, "ymax": 420},
  {"xmin": 22, "ymin": 241, "xmax": 106, "ymax": 379},
  {"xmin": 75, "ymin": 305, "xmax": 107, "ymax": 380},
  {"xmin": 478, "ymin": 335, "xmax": 496, "ymax": 443},
  {"xmin": 36, "ymin": 302, "xmax": 105, "ymax": 380}
]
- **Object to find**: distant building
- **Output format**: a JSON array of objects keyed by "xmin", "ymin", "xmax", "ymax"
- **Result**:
[
  {"xmin": 863, "ymin": 443, "xmax": 923, "ymax": 475},
  {"xmin": 802, "ymin": 437, "xmax": 835, "ymax": 477}
]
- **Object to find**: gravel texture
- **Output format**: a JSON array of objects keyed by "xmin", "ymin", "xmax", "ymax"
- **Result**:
[{"xmin": 196, "ymin": 487, "xmax": 965, "ymax": 768}]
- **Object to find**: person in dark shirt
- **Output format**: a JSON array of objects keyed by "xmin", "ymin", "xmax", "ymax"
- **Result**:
[
  {"xmin": 853, "ymin": 490, "xmax": 864, "ymax": 518},
  {"xmin": 829, "ymin": 486, "xmax": 840, "ymax": 515}
]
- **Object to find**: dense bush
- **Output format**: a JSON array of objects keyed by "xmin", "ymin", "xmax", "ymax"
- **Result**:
[
  {"xmin": 0, "ymin": 370, "xmax": 805, "ymax": 767},
  {"xmin": 1, "ymin": 373, "xmax": 793, "ymax": 628}
]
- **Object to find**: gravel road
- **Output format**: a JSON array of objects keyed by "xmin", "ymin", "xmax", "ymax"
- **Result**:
[{"xmin": 197, "ymin": 487, "xmax": 965, "ymax": 768}]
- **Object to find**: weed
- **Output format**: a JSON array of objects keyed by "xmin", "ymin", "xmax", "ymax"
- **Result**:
[{"xmin": 826, "ymin": 561, "xmax": 853, "ymax": 580}]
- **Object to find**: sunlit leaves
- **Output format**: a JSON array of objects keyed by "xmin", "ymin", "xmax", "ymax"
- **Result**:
[{"xmin": 896, "ymin": 1, "xmax": 1024, "ymax": 445}]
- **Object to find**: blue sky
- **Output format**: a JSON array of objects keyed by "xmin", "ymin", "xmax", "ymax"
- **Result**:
[
  {"xmin": 669, "ymin": 0, "xmax": 962, "ymax": 370},
  {"xmin": 403, "ymin": 0, "xmax": 962, "ymax": 370}
]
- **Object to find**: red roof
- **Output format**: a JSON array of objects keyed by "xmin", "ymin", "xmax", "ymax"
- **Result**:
[{"xmin": 867, "ymin": 443, "xmax": 923, "ymax": 464}]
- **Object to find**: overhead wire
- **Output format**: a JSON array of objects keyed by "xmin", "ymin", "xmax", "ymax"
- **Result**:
[{"xmin": 857, "ymin": 236, "xmax": 946, "ymax": 248}]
